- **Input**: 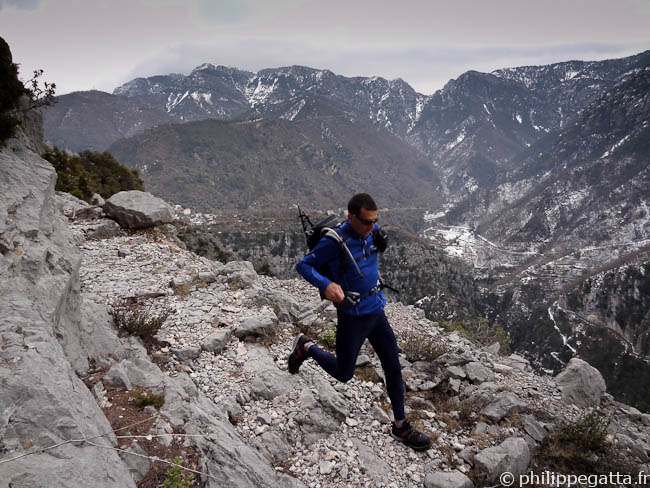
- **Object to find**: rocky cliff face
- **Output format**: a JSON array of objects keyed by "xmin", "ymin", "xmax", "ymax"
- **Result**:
[{"xmin": 0, "ymin": 108, "xmax": 135, "ymax": 486}]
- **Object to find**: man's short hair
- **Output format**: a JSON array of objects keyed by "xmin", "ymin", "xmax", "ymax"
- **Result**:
[{"xmin": 348, "ymin": 193, "xmax": 377, "ymax": 215}]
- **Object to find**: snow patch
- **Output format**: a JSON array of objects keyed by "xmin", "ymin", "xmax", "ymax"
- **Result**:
[
  {"xmin": 601, "ymin": 134, "xmax": 631, "ymax": 159},
  {"xmin": 548, "ymin": 306, "xmax": 576, "ymax": 354},
  {"xmin": 166, "ymin": 91, "xmax": 189, "ymax": 112},
  {"xmin": 280, "ymin": 98, "xmax": 306, "ymax": 121},
  {"xmin": 190, "ymin": 91, "xmax": 213, "ymax": 106}
]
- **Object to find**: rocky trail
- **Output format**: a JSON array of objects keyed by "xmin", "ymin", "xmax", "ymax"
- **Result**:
[{"xmin": 68, "ymin": 208, "xmax": 650, "ymax": 487}]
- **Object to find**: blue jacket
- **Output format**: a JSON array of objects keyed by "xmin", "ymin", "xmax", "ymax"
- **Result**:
[{"xmin": 296, "ymin": 221, "xmax": 386, "ymax": 316}]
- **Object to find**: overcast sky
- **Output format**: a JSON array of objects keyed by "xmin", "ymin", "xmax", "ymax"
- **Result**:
[{"xmin": 1, "ymin": 0, "xmax": 649, "ymax": 96}]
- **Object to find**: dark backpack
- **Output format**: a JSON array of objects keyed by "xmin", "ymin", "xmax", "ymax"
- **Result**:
[
  {"xmin": 297, "ymin": 207, "xmax": 398, "ymax": 301},
  {"xmin": 298, "ymin": 208, "xmax": 363, "ymax": 284}
]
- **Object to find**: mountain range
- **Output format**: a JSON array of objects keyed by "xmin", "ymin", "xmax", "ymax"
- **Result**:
[{"xmin": 41, "ymin": 49, "xmax": 650, "ymax": 410}]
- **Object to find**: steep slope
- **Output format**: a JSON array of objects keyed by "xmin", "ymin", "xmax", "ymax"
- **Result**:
[
  {"xmin": 475, "ymin": 66, "xmax": 650, "ymax": 252},
  {"xmin": 424, "ymin": 68, "xmax": 650, "ymax": 408},
  {"xmin": 41, "ymin": 90, "xmax": 174, "ymax": 152},
  {"xmin": 492, "ymin": 50, "xmax": 650, "ymax": 128},
  {"xmin": 107, "ymin": 104, "xmax": 444, "ymax": 212},
  {"xmin": 407, "ymin": 71, "xmax": 556, "ymax": 193}
]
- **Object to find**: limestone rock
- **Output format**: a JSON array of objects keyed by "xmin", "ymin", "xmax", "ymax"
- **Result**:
[
  {"xmin": 104, "ymin": 190, "xmax": 174, "ymax": 229},
  {"xmin": 202, "ymin": 329, "xmax": 232, "ymax": 353},
  {"xmin": 481, "ymin": 391, "xmax": 526, "ymax": 423},
  {"xmin": 465, "ymin": 362, "xmax": 494, "ymax": 384},
  {"xmin": 234, "ymin": 315, "xmax": 276, "ymax": 339},
  {"xmin": 555, "ymin": 358, "xmax": 607, "ymax": 408},
  {"xmin": 103, "ymin": 357, "xmax": 166, "ymax": 391},
  {"xmin": 257, "ymin": 289, "xmax": 302, "ymax": 322},
  {"xmin": 0, "ymin": 120, "xmax": 136, "ymax": 487},
  {"xmin": 217, "ymin": 260, "xmax": 259, "ymax": 288},
  {"xmin": 474, "ymin": 437, "xmax": 530, "ymax": 483},
  {"xmin": 120, "ymin": 441, "xmax": 151, "ymax": 483},
  {"xmin": 522, "ymin": 414, "xmax": 547, "ymax": 443},
  {"xmin": 424, "ymin": 470, "xmax": 475, "ymax": 488},
  {"xmin": 55, "ymin": 191, "xmax": 90, "ymax": 218},
  {"xmin": 313, "ymin": 375, "xmax": 350, "ymax": 420},
  {"xmin": 171, "ymin": 345, "xmax": 202, "ymax": 362}
]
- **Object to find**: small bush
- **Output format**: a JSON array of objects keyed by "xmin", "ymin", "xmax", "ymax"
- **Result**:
[
  {"xmin": 111, "ymin": 301, "xmax": 170, "ymax": 338},
  {"xmin": 555, "ymin": 409, "xmax": 610, "ymax": 452},
  {"xmin": 399, "ymin": 330, "xmax": 448, "ymax": 362},
  {"xmin": 161, "ymin": 457, "xmax": 195, "ymax": 488},
  {"xmin": 440, "ymin": 318, "xmax": 510, "ymax": 354},
  {"xmin": 318, "ymin": 326, "xmax": 336, "ymax": 348},
  {"xmin": 355, "ymin": 364, "xmax": 382, "ymax": 383},
  {"xmin": 173, "ymin": 283, "xmax": 191, "ymax": 299},
  {"xmin": 532, "ymin": 409, "xmax": 639, "ymax": 480},
  {"xmin": 130, "ymin": 391, "xmax": 165, "ymax": 409},
  {"xmin": 260, "ymin": 323, "xmax": 280, "ymax": 347}
]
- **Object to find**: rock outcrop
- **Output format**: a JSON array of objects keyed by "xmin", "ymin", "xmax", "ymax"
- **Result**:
[
  {"xmin": 555, "ymin": 357, "xmax": 607, "ymax": 408},
  {"xmin": 0, "ymin": 109, "xmax": 135, "ymax": 486},
  {"xmin": 103, "ymin": 190, "xmax": 174, "ymax": 229}
]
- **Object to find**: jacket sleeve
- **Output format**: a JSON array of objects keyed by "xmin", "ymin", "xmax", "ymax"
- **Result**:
[{"xmin": 296, "ymin": 236, "xmax": 340, "ymax": 292}]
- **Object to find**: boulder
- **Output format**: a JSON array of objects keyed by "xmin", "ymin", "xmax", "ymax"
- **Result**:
[
  {"xmin": 465, "ymin": 362, "xmax": 494, "ymax": 384},
  {"xmin": 171, "ymin": 345, "xmax": 202, "ymax": 363},
  {"xmin": 234, "ymin": 315, "xmax": 276, "ymax": 339},
  {"xmin": 353, "ymin": 439, "xmax": 392, "ymax": 483},
  {"xmin": 202, "ymin": 329, "xmax": 232, "ymax": 354},
  {"xmin": 424, "ymin": 470, "xmax": 475, "ymax": 488},
  {"xmin": 555, "ymin": 358, "xmax": 607, "ymax": 408},
  {"xmin": 91, "ymin": 193, "xmax": 105, "ymax": 206},
  {"xmin": 86, "ymin": 219, "xmax": 122, "ymax": 239},
  {"xmin": 102, "ymin": 357, "xmax": 166, "ymax": 391},
  {"xmin": 474, "ymin": 437, "xmax": 530, "ymax": 483},
  {"xmin": 481, "ymin": 391, "xmax": 527, "ymax": 423},
  {"xmin": 104, "ymin": 190, "xmax": 174, "ymax": 229},
  {"xmin": 522, "ymin": 414, "xmax": 547, "ymax": 443},
  {"xmin": 55, "ymin": 191, "xmax": 90, "ymax": 218},
  {"xmin": 505, "ymin": 354, "xmax": 530, "ymax": 371},
  {"xmin": 119, "ymin": 441, "xmax": 151, "ymax": 483},
  {"xmin": 312, "ymin": 375, "xmax": 350, "ymax": 420},
  {"xmin": 257, "ymin": 289, "xmax": 302, "ymax": 322}
]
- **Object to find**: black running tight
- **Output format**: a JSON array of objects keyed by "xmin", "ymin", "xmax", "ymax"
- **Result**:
[{"xmin": 308, "ymin": 310, "xmax": 405, "ymax": 421}]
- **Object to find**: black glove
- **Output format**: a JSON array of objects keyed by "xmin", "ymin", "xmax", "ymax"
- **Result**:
[{"xmin": 373, "ymin": 226, "xmax": 388, "ymax": 252}]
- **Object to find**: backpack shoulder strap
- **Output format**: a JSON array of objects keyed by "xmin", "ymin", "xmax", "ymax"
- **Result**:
[{"xmin": 322, "ymin": 227, "xmax": 364, "ymax": 280}]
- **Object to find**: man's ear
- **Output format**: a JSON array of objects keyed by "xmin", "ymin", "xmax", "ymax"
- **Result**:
[{"xmin": 347, "ymin": 212, "xmax": 353, "ymax": 223}]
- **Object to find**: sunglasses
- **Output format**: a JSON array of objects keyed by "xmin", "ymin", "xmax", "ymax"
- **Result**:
[{"xmin": 354, "ymin": 214, "xmax": 379, "ymax": 226}]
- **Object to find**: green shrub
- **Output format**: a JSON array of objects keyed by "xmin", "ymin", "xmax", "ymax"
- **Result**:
[
  {"xmin": 532, "ymin": 409, "xmax": 638, "ymax": 479},
  {"xmin": 42, "ymin": 147, "xmax": 143, "ymax": 203},
  {"xmin": 555, "ymin": 409, "xmax": 610, "ymax": 452},
  {"xmin": 0, "ymin": 37, "xmax": 26, "ymax": 146},
  {"xmin": 399, "ymin": 330, "xmax": 448, "ymax": 362},
  {"xmin": 318, "ymin": 326, "xmax": 337, "ymax": 348},
  {"xmin": 440, "ymin": 317, "xmax": 510, "ymax": 354},
  {"xmin": 111, "ymin": 302, "xmax": 170, "ymax": 338},
  {"xmin": 161, "ymin": 457, "xmax": 195, "ymax": 488},
  {"xmin": 130, "ymin": 391, "xmax": 165, "ymax": 409}
]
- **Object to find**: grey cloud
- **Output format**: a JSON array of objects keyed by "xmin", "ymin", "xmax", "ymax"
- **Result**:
[
  {"xmin": 0, "ymin": 0, "xmax": 43, "ymax": 10},
  {"xmin": 196, "ymin": 0, "xmax": 249, "ymax": 24}
]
